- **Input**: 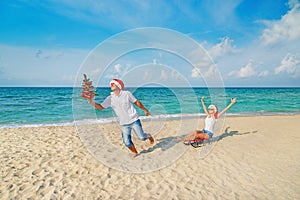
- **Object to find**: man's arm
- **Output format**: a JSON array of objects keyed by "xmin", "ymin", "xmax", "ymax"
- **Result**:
[
  {"xmin": 134, "ymin": 100, "xmax": 150, "ymax": 116},
  {"xmin": 88, "ymin": 99, "xmax": 105, "ymax": 110}
]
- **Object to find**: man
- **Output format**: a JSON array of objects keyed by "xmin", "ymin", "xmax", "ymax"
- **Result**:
[{"xmin": 88, "ymin": 78, "xmax": 154, "ymax": 157}]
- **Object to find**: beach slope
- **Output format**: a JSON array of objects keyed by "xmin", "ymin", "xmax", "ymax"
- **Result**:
[{"xmin": 1, "ymin": 115, "xmax": 300, "ymax": 199}]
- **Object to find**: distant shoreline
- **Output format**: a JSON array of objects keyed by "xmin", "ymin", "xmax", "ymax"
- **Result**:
[
  {"xmin": 1, "ymin": 112, "xmax": 300, "ymax": 129},
  {"xmin": 1, "ymin": 86, "xmax": 300, "ymax": 89},
  {"xmin": 1, "ymin": 87, "xmax": 299, "ymax": 128}
]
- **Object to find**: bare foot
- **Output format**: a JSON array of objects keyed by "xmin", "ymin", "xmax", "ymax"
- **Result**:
[
  {"xmin": 147, "ymin": 134, "xmax": 154, "ymax": 145},
  {"xmin": 133, "ymin": 153, "xmax": 139, "ymax": 158}
]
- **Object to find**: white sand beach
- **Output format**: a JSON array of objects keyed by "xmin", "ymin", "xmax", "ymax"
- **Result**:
[{"xmin": 1, "ymin": 115, "xmax": 300, "ymax": 199}]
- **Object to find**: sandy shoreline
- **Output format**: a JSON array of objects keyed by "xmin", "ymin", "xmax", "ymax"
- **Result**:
[{"xmin": 1, "ymin": 115, "xmax": 300, "ymax": 199}]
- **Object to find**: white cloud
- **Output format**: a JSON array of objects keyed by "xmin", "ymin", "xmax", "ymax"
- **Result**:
[
  {"xmin": 228, "ymin": 61, "xmax": 257, "ymax": 78},
  {"xmin": 89, "ymin": 68, "xmax": 102, "ymax": 78},
  {"xmin": 258, "ymin": 70, "xmax": 269, "ymax": 77},
  {"xmin": 160, "ymin": 69, "xmax": 168, "ymax": 80},
  {"xmin": 190, "ymin": 37, "xmax": 241, "ymax": 81},
  {"xmin": 191, "ymin": 68, "xmax": 201, "ymax": 78},
  {"xmin": 238, "ymin": 64, "xmax": 256, "ymax": 78},
  {"xmin": 143, "ymin": 70, "xmax": 152, "ymax": 80},
  {"xmin": 171, "ymin": 69, "xmax": 180, "ymax": 79},
  {"xmin": 203, "ymin": 65, "xmax": 219, "ymax": 78},
  {"xmin": 190, "ymin": 64, "xmax": 219, "ymax": 80},
  {"xmin": 261, "ymin": 1, "xmax": 300, "ymax": 45},
  {"xmin": 189, "ymin": 45, "xmax": 217, "ymax": 79},
  {"xmin": 208, "ymin": 37, "xmax": 238, "ymax": 59},
  {"xmin": 288, "ymin": 0, "xmax": 299, "ymax": 8},
  {"xmin": 152, "ymin": 59, "xmax": 158, "ymax": 65},
  {"xmin": 275, "ymin": 53, "xmax": 300, "ymax": 77},
  {"xmin": 114, "ymin": 64, "xmax": 121, "ymax": 73},
  {"xmin": 104, "ymin": 63, "xmax": 131, "ymax": 80}
]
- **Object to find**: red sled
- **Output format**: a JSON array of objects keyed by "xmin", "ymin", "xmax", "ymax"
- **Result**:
[{"xmin": 184, "ymin": 139, "xmax": 205, "ymax": 148}]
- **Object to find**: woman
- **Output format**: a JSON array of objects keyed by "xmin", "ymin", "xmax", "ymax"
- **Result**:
[{"xmin": 180, "ymin": 96, "xmax": 236, "ymax": 143}]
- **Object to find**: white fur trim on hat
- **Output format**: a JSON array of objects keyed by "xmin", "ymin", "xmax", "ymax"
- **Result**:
[
  {"xmin": 208, "ymin": 105, "xmax": 218, "ymax": 113},
  {"xmin": 110, "ymin": 79, "xmax": 123, "ymax": 90}
]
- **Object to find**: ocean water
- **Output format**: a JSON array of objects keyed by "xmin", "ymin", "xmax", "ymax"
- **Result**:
[{"xmin": 0, "ymin": 87, "xmax": 299, "ymax": 128}]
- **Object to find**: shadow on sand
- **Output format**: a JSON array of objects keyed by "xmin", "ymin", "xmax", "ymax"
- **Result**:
[
  {"xmin": 209, "ymin": 127, "xmax": 258, "ymax": 144},
  {"xmin": 140, "ymin": 135, "xmax": 180, "ymax": 154},
  {"xmin": 140, "ymin": 127, "xmax": 258, "ymax": 154}
]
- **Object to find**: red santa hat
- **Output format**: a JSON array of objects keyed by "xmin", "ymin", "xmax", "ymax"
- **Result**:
[
  {"xmin": 110, "ymin": 79, "xmax": 124, "ymax": 90},
  {"xmin": 208, "ymin": 105, "xmax": 219, "ymax": 118}
]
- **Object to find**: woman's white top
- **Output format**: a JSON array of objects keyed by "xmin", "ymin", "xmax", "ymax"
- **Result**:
[{"xmin": 204, "ymin": 116, "xmax": 216, "ymax": 133}]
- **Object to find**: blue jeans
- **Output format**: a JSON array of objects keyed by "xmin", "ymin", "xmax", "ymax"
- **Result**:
[
  {"xmin": 202, "ymin": 129, "xmax": 213, "ymax": 138},
  {"xmin": 121, "ymin": 119, "xmax": 148, "ymax": 147}
]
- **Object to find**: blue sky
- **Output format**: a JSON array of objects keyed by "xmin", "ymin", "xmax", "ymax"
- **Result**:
[{"xmin": 0, "ymin": 0, "xmax": 299, "ymax": 87}]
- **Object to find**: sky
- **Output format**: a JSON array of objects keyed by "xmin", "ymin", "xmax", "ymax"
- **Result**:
[{"xmin": 0, "ymin": 0, "xmax": 299, "ymax": 87}]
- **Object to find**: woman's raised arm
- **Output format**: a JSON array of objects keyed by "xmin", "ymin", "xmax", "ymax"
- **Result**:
[
  {"xmin": 218, "ymin": 98, "xmax": 236, "ymax": 118},
  {"xmin": 201, "ymin": 96, "xmax": 209, "ymax": 116}
]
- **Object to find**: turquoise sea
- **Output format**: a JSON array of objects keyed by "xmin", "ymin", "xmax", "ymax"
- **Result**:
[{"xmin": 0, "ymin": 87, "xmax": 299, "ymax": 128}]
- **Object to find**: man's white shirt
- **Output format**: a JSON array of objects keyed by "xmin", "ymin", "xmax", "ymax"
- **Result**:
[{"xmin": 101, "ymin": 91, "xmax": 139, "ymax": 125}]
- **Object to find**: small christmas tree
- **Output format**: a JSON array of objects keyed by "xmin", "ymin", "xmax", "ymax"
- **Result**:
[{"xmin": 80, "ymin": 74, "xmax": 97, "ymax": 99}]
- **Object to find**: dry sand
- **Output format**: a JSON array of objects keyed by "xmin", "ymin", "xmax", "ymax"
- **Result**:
[{"xmin": 1, "ymin": 115, "xmax": 300, "ymax": 199}]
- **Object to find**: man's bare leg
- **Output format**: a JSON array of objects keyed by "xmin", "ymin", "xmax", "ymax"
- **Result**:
[
  {"xmin": 147, "ymin": 134, "xmax": 154, "ymax": 144},
  {"xmin": 128, "ymin": 144, "xmax": 139, "ymax": 157}
]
